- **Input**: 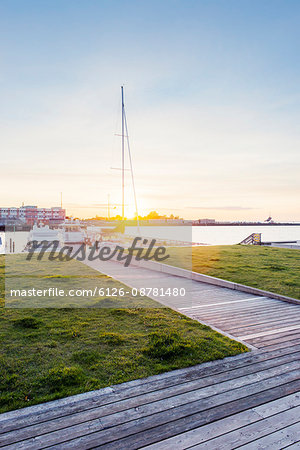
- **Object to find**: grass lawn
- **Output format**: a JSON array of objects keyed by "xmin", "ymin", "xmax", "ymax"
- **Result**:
[
  {"xmin": 166, "ymin": 245, "xmax": 300, "ymax": 300},
  {"xmin": 0, "ymin": 254, "xmax": 247, "ymax": 413}
]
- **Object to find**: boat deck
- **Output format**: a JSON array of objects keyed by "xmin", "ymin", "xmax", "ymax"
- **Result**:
[{"xmin": 0, "ymin": 261, "xmax": 299, "ymax": 449}]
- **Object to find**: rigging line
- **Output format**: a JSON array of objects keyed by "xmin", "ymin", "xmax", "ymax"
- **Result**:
[
  {"xmin": 124, "ymin": 109, "xmax": 141, "ymax": 233},
  {"xmin": 110, "ymin": 91, "xmax": 121, "ymax": 173},
  {"xmin": 121, "ymin": 86, "xmax": 125, "ymax": 221}
]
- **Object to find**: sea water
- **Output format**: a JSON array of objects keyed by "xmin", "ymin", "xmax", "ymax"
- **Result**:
[{"xmin": 126, "ymin": 225, "xmax": 300, "ymax": 246}]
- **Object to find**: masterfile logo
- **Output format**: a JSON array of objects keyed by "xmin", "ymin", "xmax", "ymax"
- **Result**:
[{"xmin": 26, "ymin": 237, "xmax": 170, "ymax": 267}]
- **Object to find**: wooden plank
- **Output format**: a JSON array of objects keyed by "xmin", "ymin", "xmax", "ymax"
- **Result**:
[
  {"xmin": 225, "ymin": 313, "xmax": 300, "ymax": 329},
  {"xmin": 256, "ymin": 339, "xmax": 300, "ymax": 351},
  {"xmin": 1, "ymin": 358, "xmax": 299, "ymax": 447},
  {"xmin": 195, "ymin": 302, "xmax": 282, "ymax": 312},
  {"xmin": 197, "ymin": 316, "xmax": 297, "ymax": 329},
  {"xmin": 223, "ymin": 318, "xmax": 300, "ymax": 335},
  {"xmin": 2, "ymin": 354, "xmax": 300, "ymax": 446},
  {"xmin": 189, "ymin": 303, "xmax": 275, "ymax": 315},
  {"xmin": 54, "ymin": 379, "xmax": 300, "ymax": 450},
  {"xmin": 188, "ymin": 406, "xmax": 300, "ymax": 449},
  {"xmin": 259, "ymin": 338, "xmax": 300, "ymax": 351},
  {"xmin": 212, "ymin": 318, "xmax": 300, "ymax": 335},
  {"xmin": 251, "ymin": 333, "xmax": 300, "ymax": 348},
  {"xmin": 192, "ymin": 306, "xmax": 299, "ymax": 322},
  {"xmin": 236, "ymin": 421, "xmax": 300, "ymax": 450},
  {"xmin": 2, "ymin": 345, "xmax": 300, "ymax": 434},
  {"xmin": 194, "ymin": 303, "xmax": 299, "ymax": 319},
  {"xmin": 197, "ymin": 298, "xmax": 298, "ymax": 311},
  {"xmin": 12, "ymin": 372, "xmax": 300, "ymax": 449},
  {"xmin": 238, "ymin": 324, "xmax": 300, "ymax": 340},
  {"xmin": 178, "ymin": 297, "xmax": 267, "ymax": 310},
  {"xmin": 234, "ymin": 321, "xmax": 300, "ymax": 337},
  {"xmin": 143, "ymin": 392, "xmax": 300, "ymax": 450},
  {"xmin": 194, "ymin": 319, "xmax": 300, "ymax": 339},
  {"xmin": 212, "ymin": 311, "xmax": 300, "ymax": 328},
  {"xmin": 212, "ymin": 308, "xmax": 300, "ymax": 324},
  {"xmin": 248, "ymin": 328, "xmax": 300, "ymax": 345},
  {"xmin": 195, "ymin": 298, "xmax": 294, "ymax": 311},
  {"xmin": 281, "ymin": 441, "xmax": 300, "ymax": 449}
]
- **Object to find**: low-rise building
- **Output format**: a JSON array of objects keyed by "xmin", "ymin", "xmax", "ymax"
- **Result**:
[
  {"xmin": 197, "ymin": 218, "xmax": 216, "ymax": 225},
  {"xmin": 0, "ymin": 206, "xmax": 66, "ymax": 225}
]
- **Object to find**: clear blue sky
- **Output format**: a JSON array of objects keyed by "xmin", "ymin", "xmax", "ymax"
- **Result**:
[{"xmin": 1, "ymin": 0, "xmax": 300, "ymax": 220}]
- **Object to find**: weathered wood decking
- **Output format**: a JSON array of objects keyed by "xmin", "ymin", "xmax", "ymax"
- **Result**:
[
  {"xmin": 179, "ymin": 294, "xmax": 300, "ymax": 351},
  {"xmin": 0, "ymin": 261, "xmax": 299, "ymax": 449},
  {"xmin": 0, "ymin": 345, "xmax": 299, "ymax": 448}
]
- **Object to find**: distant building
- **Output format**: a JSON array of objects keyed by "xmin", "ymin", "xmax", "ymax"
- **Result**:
[
  {"xmin": 147, "ymin": 218, "xmax": 185, "ymax": 225},
  {"xmin": 0, "ymin": 206, "xmax": 66, "ymax": 225},
  {"xmin": 198, "ymin": 218, "xmax": 216, "ymax": 225}
]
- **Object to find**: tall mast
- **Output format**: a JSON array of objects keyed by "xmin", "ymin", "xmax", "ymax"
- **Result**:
[
  {"xmin": 121, "ymin": 86, "xmax": 125, "ymax": 220},
  {"xmin": 118, "ymin": 86, "xmax": 140, "ymax": 232}
]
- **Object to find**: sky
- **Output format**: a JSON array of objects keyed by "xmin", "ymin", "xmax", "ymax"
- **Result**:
[{"xmin": 0, "ymin": 0, "xmax": 300, "ymax": 221}]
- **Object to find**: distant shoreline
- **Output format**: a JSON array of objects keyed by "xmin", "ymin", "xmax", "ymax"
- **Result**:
[
  {"xmin": 192, "ymin": 222, "xmax": 300, "ymax": 226},
  {"xmin": 1, "ymin": 222, "xmax": 300, "ymax": 232}
]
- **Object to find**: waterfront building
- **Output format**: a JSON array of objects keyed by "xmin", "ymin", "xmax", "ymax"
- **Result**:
[
  {"xmin": 0, "ymin": 205, "xmax": 65, "ymax": 225},
  {"xmin": 198, "ymin": 218, "xmax": 216, "ymax": 225}
]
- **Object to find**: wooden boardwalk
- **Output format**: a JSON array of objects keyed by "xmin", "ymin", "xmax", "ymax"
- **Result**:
[
  {"xmin": 0, "ymin": 261, "xmax": 299, "ymax": 449},
  {"xmin": 179, "ymin": 294, "xmax": 300, "ymax": 351}
]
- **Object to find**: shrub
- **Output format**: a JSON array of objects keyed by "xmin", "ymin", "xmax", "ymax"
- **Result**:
[
  {"xmin": 99, "ymin": 332, "xmax": 125, "ymax": 345},
  {"xmin": 143, "ymin": 332, "xmax": 194, "ymax": 359},
  {"xmin": 41, "ymin": 366, "xmax": 83, "ymax": 391},
  {"xmin": 85, "ymin": 378, "xmax": 101, "ymax": 390},
  {"xmin": 45, "ymin": 341, "xmax": 57, "ymax": 348},
  {"xmin": 110, "ymin": 309, "xmax": 138, "ymax": 317},
  {"xmin": 0, "ymin": 374, "xmax": 19, "ymax": 389},
  {"xmin": 266, "ymin": 264, "xmax": 286, "ymax": 271},
  {"xmin": 72, "ymin": 350, "xmax": 98, "ymax": 365},
  {"xmin": 13, "ymin": 317, "xmax": 41, "ymax": 329},
  {"xmin": 284, "ymin": 280, "xmax": 298, "ymax": 286}
]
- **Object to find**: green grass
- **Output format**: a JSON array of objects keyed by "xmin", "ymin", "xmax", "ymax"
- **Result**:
[
  {"xmin": 166, "ymin": 245, "xmax": 300, "ymax": 300},
  {"xmin": 0, "ymin": 255, "xmax": 248, "ymax": 413},
  {"xmin": 3, "ymin": 253, "xmax": 161, "ymax": 308}
]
